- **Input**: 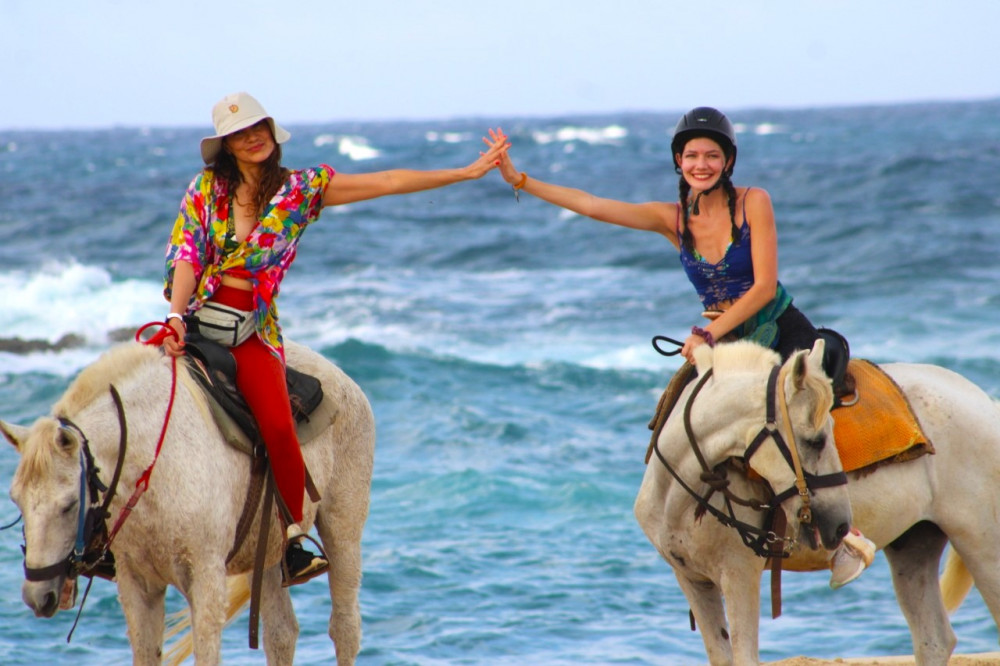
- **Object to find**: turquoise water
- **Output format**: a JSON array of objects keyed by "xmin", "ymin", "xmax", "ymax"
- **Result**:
[{"xmin": 1, "ymin": 100, "xmax": 999, "ymax": 664}]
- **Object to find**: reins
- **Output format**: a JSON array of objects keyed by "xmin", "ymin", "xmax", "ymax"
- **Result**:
[
  {"xmin": 648, "ymin": 367, "xmax": 786, "ymax": 556},
  {"xmin": 99, "ymin": 322, "xmax": 181, "ymax": 546},
  {"xmin": 15, "ymin": 322, "xmax": 180, "ymax": 642},
  {"xmin": 651, "ymin": 338, "xmax": 848, "ymax": 551},
  {"xmin": 648, "ymin": 337, "xmax": 849, "ymax": 618}
]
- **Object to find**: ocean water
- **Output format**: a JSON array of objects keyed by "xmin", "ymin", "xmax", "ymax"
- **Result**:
[{"xmin": 1, "ymin": 99, "xmax": 999, "ymax": 665}]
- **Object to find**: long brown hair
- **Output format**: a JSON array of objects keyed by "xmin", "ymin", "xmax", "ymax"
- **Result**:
[{"xmin": 212, "ymin": 129, "xmax": 290, "ymax": 217}]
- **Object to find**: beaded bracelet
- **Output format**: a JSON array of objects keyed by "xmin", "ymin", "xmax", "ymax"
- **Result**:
[{"xmin": 691, "ymin": 326, "xmax": 715, "ymax": 347}]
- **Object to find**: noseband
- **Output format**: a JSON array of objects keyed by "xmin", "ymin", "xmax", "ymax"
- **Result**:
[
  {"xmin": 22, "ymin": 386, "xmax": 128, "ymax": 583},
  {"xmin": 649, "ymin": 364, "xmax": 848, "ymax": 558}
]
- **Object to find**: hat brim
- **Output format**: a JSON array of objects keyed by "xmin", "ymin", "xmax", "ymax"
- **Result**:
[{"xmin": 200, "ymin": 116, "xmax": 291, "ymax": 164}]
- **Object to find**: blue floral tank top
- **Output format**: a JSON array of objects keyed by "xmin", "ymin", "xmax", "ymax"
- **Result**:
[{"xmin": 678, "ymin": 219, "xmax": 754, "ymax": 310}]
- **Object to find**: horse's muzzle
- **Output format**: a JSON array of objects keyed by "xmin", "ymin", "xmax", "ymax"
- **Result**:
[{"xmin": 22, "ymin": 577, "xmax": 66, "ymax": 618}]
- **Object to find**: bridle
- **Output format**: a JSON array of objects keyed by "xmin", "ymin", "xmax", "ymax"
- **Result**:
[
  {"xmin": 21, "ymin": 386, "xmax": 129, "ymax": 584},
  {"xmin": 11, "ymin": 323, "xmax": 180, "ymax": 641},
  {"xmin": 649, "ymin": 363, "xmax": 848, "ymax": 559}
]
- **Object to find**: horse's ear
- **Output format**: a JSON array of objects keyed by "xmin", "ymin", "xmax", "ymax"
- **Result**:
[
  {"xmin": 0, "ymin": 420, "xmax": 29, "ymax": 452},
  {"xmin": 787, "ymin": 337, "xmax": 826, "ymax": 391},
  {"xmin": 807, "ymin": 337, "xmax": 826, "ymax": 379}
]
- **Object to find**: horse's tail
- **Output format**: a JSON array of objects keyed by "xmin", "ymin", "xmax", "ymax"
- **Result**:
[
  {"xmin": 161, "ymin": 574, "xmax": 252, "ymax": 665},
  {"xmin": 941, "ymin": 545, "xmax": 974, "ymax": 614}
]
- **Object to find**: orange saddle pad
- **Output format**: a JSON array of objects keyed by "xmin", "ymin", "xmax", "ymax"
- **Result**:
[{"xmin": 832, "ymin": 359, "xmax": 934, "ymax": 473}]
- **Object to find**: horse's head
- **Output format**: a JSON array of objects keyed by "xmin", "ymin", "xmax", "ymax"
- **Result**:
[
  {"xmin": 4, "ymin": 416, "xmax": 88, "ymax": 617},
  {"xmin": 693, "ymin": 339, "xmax": 852, "ymax": 553}
]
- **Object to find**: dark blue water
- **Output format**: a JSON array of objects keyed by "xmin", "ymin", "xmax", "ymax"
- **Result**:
[{"xmin": 1, "ymin": 100, "xmax": 999, "ymax": 664}]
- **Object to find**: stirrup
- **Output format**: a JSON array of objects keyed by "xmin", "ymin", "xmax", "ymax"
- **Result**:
[{"xmin": 281, "ymin": 531, "xmax": 329, "ymax": 587}]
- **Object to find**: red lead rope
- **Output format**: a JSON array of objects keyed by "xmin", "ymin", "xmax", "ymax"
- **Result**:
[{"xmin": 104, "ymin": 322, "xmax": 179, "ymax": 545}]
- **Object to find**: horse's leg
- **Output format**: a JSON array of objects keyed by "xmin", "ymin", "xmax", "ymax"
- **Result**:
[
  {"xmin": 316, "ymin": 504, "xmax": 364, "ymax": 665},
  {"xmin": 718, "ymin": 564, "xmax": 762, "ymax": 666},
  {"xmin": 948, "ymin": 537, "xmax": 1000, "ymax": 632},
  {"xmin": 115, "ymin": 566, "xmax": 167, "ymax": 666},
  {"xmin": 260, "ymin": 564, "xmax": 299, "ymax": 665},
  {"xmin": 882, "ymin": 521, "xmax": 955, "ymax": 666},
  {"xmin": 186, "ymin": 562, "xmax": 229, "ymax": 665},
  {"xmin": 673, "ymin": 573, "xmax": 734, "ymax": 666}
]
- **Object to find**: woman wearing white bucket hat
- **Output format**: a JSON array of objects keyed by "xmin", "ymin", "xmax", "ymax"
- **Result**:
[{"xmin": 159, "ymin": 91, "xmax": 507, "ymax": 585}]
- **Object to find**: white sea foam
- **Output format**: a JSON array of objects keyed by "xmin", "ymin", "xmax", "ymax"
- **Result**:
[
  {"xmin": 532, "ymin": 125, "xmax": 627, "ymax": 146},
  {"xmin": 313, "ymin": 133, "xmax": 338, "ymax": 147},
  {"xmin": 1, "ymin": 261, "xmax": 163, "ymax": 374},
  {"xmin": 732, "ymin": 122, "xmax": 788, "ymax": 136},
  {"xmin": 338, "ymin": 136, "xmax": 381, "ymax": 160},
  {"xmin": 311, "ymin": 133, "xmax": 382, "ymax": 160},
  {"xmin": 425, "ymin": 131, "xmax": 471, "ymax": 144}
]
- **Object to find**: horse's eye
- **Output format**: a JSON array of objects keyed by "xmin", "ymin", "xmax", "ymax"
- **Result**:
[
  {"xmin": 804, "ymin": 435, "xmax": 826, "ymax": 451},
  {"xmin": 61, "ymin": 500, "xmax": 79, "ymax": 516}
]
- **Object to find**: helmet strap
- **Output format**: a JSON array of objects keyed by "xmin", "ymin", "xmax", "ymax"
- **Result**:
[{"xmin": 690, "ymin": 181, "xmax": 722, "ymax": 216}]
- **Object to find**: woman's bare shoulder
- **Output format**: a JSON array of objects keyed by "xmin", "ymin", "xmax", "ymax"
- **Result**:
[{"xmin": 741, "ymin": 185, "xmax": 772, "ymax": 205}]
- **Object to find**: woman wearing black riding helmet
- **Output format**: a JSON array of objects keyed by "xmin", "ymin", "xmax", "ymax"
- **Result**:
[
  {"xmin": 483, "ymin": 109, "xmax": 874, "ymax": 588},
  {"xmin": 485, "ymin": 107, "xmax": 821, "ymax": 363}
]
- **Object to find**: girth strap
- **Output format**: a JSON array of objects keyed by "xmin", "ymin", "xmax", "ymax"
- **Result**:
[
  {"xmin": 227, "ymin": 455, "xmax": 268, "ymax": 564},
  {"xmin": 248, "ymin": 469, "xmax": 275, "ymax": 650}
]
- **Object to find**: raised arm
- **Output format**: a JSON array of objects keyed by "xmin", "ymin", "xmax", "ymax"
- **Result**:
[
  {"xmin": 487, "ymin": 128, "xmax": 679, "ymax": 244},
  {"xmin": 322, "ymin": 138, "xmax": 508, "ymax": 207}
]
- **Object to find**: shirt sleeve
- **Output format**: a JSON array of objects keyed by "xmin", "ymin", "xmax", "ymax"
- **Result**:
[
  {"xmin": 163, "ymin": 171, "xmax": 212, "ymax": 301},
  {"xmin": 304, "ymin": 164, "xmax": 335, "ymax": 223}
]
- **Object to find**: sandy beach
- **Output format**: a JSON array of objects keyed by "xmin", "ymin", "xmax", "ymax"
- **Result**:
[{"xmin": 766, "ymin": 653, "xmax": 1000, "ymax": 665}]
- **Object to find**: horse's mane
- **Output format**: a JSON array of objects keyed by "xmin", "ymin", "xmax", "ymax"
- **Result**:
[
  {"xmin": 53, "ymin": 343, "xmax": 162, "ymax": 418},
  {"xmin": 695, "ymin": 340, "xmax": 781, "ymax": 377},
  {"xmin": 14, "ymin": 417, "xmax": 61, "ymax": 486},
  {"xmin": 19, "ymin": 343, "xmax": 160, "ymax": 484},
  {"xmin": 697, "ymin": 341, "xmax": 831, "ymax": 430},
  {"xmin": 17, "ymin": 344, "xmax": 193, "ymax": 486}
]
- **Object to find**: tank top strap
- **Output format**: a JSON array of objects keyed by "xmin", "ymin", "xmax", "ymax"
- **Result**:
[{"xmin": 741, "ymin": 187, "xmax": 753, "ymax": 225}]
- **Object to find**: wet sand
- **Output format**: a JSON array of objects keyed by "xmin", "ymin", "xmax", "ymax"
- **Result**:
[{"xmin": 765, "ymin": 653, "xmax": 1000, "ymax": 665}]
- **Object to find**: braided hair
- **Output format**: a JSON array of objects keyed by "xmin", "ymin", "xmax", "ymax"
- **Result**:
[{"xmin": 678, "ymin": 172, "xmax": 740, "ymax": 254}]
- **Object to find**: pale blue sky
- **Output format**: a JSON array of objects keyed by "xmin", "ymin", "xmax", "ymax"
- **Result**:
[{"xmin": 2, "ymin": 0, "xmax": 998, "ymax": 130}]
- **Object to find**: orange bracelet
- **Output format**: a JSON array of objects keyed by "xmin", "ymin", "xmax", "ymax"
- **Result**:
[{"xmin": 513, "ymin": 172, "xmax": 528, "ymax": 190}]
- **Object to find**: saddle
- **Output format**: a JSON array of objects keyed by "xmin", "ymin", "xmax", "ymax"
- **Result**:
[
  {"xmin": 644, "ymin": 329, "xmax": 932, "ymax": 472},
  {"xmin": 181, "ymin": 336, "xmax": 336, "ymax": 649},
  {"xmin": 182, "ymin": 336, "xmax": 331, "ymax": 455},
  {"xmin": 831, "ymin": 358, "xmax": 933, "ymax": 472}
]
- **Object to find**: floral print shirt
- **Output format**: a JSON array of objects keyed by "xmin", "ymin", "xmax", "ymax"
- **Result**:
[{"xmin": 164, "ymin": 164, "xmax": 335, "ymax": 360}]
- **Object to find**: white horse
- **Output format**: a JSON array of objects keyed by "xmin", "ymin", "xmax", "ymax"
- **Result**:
[
  {"xmin": 635, "ymin": 340, "xmax": 1000, "ymax": 665},
  {"xmin": 2, "ymin": 339, "xmax": 375, "ymax": 665}
]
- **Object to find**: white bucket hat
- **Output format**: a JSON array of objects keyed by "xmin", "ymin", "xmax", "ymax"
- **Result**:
[{"xmin": 199, "ymin": 92, "xmax": 291, "ymax": 164}]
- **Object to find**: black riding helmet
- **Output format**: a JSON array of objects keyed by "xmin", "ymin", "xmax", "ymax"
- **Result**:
[{"xmin": 671, "ymin": 107, "xmax": 737, "ymax": 176}]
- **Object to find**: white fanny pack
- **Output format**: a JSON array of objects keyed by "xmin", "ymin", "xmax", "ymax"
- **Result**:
[{"xmin": 189, "ymin": 302, "xmax": 256, "ymax": 347}]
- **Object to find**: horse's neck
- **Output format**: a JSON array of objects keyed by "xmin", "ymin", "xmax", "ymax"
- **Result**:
[
  {"xmin": 677, "ymin": 376, "xmax": 765, "ymax": 465},
  {"xmin": 81, "ymin": 362, "xmax": 217, "ymax": 480}
]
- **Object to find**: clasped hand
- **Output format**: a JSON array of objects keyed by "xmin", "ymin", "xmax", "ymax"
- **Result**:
[{"xmin": 483, "ymin": 128, "xmax": 520, "ymax": 185}]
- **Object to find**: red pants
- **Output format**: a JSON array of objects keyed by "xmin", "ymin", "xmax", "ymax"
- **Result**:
[{"xmin": 210, "ymin": 286, "xmax": 305, "ymax": 523}]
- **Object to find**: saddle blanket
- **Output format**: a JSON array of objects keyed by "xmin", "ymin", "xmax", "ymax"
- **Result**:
[{"xmin": 832, "ymin": 359, "xmax": 933, "ymax": 473}]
